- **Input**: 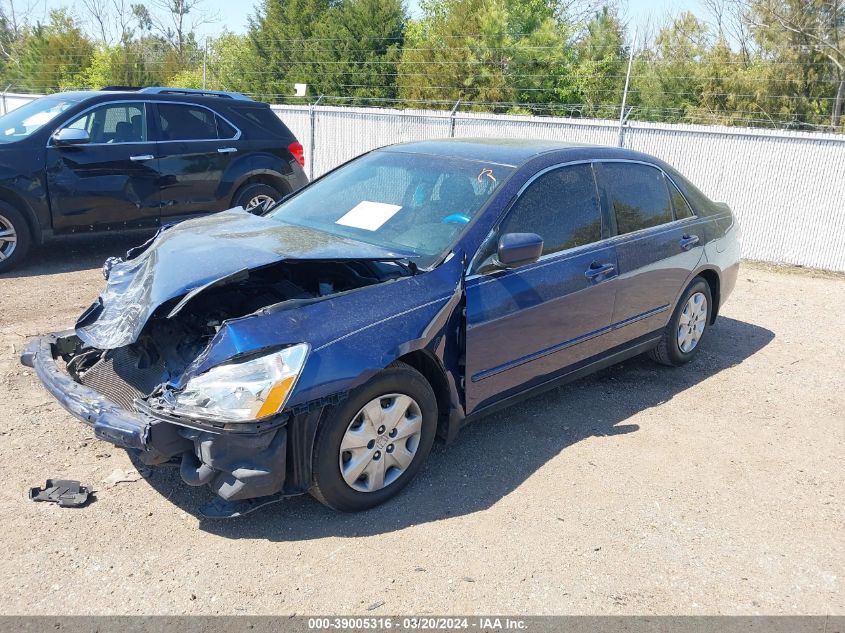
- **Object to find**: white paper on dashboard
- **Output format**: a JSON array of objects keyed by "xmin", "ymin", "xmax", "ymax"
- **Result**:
[{"xmin": 335, "ymin": 201, "xmax": 402, "ymax": 231}]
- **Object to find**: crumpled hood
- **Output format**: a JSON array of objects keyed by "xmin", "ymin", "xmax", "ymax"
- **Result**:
[{"xmin": 75, "ymin": 208, "xmax": 411, "ymax": 350}]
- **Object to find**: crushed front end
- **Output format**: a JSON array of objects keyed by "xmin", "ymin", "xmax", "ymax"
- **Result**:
[
  {"xmin": 21, "ymin": 330, "xmax": 297, "ymax": 506},
  {"xmin": 20, "ymin": 210, "xmax": 417, "ymax": 513}
]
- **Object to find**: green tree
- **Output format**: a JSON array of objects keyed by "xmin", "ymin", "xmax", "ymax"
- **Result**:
[
  {"xmin": 743, "ymin": 0, "xmax": 844, "ymax": 128},
  {"xmin": 299, "ymin": 0, "xmax": 405, "ymax": 102},
  {"xmin": 574, "ymin": 6, "xmax": 626, "ymax": 118},
  {"xmin": 632, "ymin": 12, "xmax": 711, "ymax": 123},
  {"xmin": 73, "ymin": 41, "xmax": 167, "ymax": 89},
  {"xmin": 249, "ymin": 0, "xmax": 332, "ymax": 99},
  {"xmin": 204, "ymin": 32, "xmax": 263, "ymax": 94},
  {"xmin": 7, "ymin": 9, "xmax": 94, "ymax": 92},
  {"xmin": 398, "ymin": 0, "xmax": 577, "ymax": 111}
]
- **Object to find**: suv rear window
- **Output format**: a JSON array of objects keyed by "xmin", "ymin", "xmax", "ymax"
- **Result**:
[{"xmin": 230, "ymin": 106, "xmax": 289, "ymax": 137}]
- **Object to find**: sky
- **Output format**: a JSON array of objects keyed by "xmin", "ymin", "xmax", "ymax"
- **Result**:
[{"xmin": 36, "ymin": 0, "xmax": 709, "ymax": 41}]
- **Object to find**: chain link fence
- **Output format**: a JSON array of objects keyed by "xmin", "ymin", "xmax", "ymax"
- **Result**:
[
  {"xmin": 274, "ymin": 102, "xmax": 845, "ymax": 272},
  {"xmin": 1, "ymin": 91, "xmax": 842, "ymax": 271}
]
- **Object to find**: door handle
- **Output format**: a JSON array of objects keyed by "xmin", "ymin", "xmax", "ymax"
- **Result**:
[
  {"xmin": 217, "ymin": 147, "xmax": 238, "ymax": 154},
  {"xmin": 679, "ymin": 234, "xmax": 700, "ymax": 251},
  {"xmin": 585, "ymin": 262, "xmax": 615, "ymax": 281},
  {"xmin": 129, "ymin": 154, "xmax": 154, "ymax": 161}
]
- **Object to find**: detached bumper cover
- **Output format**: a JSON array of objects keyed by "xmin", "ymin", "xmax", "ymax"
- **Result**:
[
  {"xmin": 21, "ymin": 333, "xmax": 289, "ymax": 501},
  {"xmin": 22, "ymin": 332, "xmax": 151, "ymax": 450}
]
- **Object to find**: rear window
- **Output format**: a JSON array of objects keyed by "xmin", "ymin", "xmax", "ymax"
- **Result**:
[
  {"xmin": 229, "ymin": 106, "xmax": 290, "ymax": 137},
  {"xmin": 597, "ymin": 163, "xmax": 673, "ymax": 235}
]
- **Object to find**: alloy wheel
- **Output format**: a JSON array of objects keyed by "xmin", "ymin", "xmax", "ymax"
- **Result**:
[
  {"xmin": 677, "ymin": 291, "xmax": 708, "ymax": 353},
  {"xmin": 338, "ymin": 393, "xmax": 423, "ymax": 493},
  {"xmin": 245, "ymin": 194, "xmax": 274, "ymax": 211},
  {"xmin": 0, "ymin": 214, "xmax": 17, "ymax": 262}
]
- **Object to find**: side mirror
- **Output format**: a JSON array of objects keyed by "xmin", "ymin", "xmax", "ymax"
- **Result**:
[
  {"xmin": 497, "ymin": 232, "xmax": 544, "ymax": 268},
  {"xmin": 478, "ymin": 232, "xmax": 544, "ymax": 274},
  {"xmin": 52, "ymin": 128, "xmax": 90, "ymax": 146}
]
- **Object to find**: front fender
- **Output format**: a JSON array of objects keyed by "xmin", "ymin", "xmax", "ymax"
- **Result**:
[{"xmin": 183, "ymin": 255, "xmax": 466, "ymax": 410}]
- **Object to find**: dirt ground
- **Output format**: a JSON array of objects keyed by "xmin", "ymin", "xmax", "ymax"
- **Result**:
[{"xmin": 0, "ymin": 234, "xmax": 842, "ymax": 616}]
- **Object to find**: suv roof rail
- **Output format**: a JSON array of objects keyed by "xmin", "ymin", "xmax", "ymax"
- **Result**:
[{"xmin": 139, "ymin": 87, "xmax": 253, "ymax": 101}]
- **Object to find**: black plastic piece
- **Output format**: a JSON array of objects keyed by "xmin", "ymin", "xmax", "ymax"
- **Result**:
[{"xmin": 29, "ymin": 479, "xmax": 92, "ymax": 508}]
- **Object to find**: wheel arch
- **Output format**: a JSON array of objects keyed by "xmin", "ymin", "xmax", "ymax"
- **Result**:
[
  {"xmin": 230, "ymin": 171, "xmax": 292, "ymax": 207},
  {"xmin": 695, "ymin": 267, "xmax": 721, "ymax": 324},
  {"xmin": 0, "ymin": 187, "xmax": 41, "ymax": 243},
  {"xmin": 396, "ymin": 349, "xmax": 453, "ymax": 441}
]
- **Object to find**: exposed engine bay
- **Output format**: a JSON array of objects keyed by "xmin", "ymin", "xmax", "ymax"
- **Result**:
[{"xmin": 64, "ymin": 259, "xmax": 408, "ymax": 411}]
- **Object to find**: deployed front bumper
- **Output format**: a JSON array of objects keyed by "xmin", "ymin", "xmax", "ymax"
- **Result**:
[{"xmin": 21, "ymin": 332, "xmax": 289, "ymax": 502}]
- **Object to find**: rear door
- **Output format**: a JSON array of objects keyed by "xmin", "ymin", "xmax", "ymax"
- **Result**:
[
  {"xmin": 464, "ymin": 163, "xmax": 618, "ymax": 413},
  {"xmin": 45, "ymin": 101, "xmax": 160, "ymax": 231},
  {"xmin": 594, "ymin": 161, "xmax": 705, "ymax": 345},
  {"xmin": 153, "ymin": 102, "xmax": 242, "ymax": 221}
]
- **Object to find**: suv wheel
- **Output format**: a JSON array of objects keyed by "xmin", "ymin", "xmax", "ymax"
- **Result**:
[
  {"xmin": 233, "ymin": 183, "xmax": 282, "ymax": 214},
  {"xmin": 310, "ymin": 361, "xmax": 438, "ymax": 512},
  {"xmin": 0, "ymin": 204, "xmax": 32, "ymax": 273}
]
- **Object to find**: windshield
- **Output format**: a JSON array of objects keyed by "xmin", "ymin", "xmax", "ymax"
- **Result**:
[
  {"xmin": 0, "ymin": 97, "xmax": 78, "ymax": 143},
  {"xmin": 267, "ymin": 150, "xmax": 512, "ymax": 267}
]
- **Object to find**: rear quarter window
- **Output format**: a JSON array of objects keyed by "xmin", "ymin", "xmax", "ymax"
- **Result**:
[
  {"xmin": 667, "ymin": 178, "xmax": 694, "ymax": 219},
  {"xmin": 662, "ymin": 166, "xmax": 718, "ymax": 217},
  {"xmin": 229, "ymin": 106, "xmax": 291, "ymax": 138}
]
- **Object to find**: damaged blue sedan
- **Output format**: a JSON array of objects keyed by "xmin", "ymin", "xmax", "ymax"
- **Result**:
[{"xmin": 22, "ymin": 139, "xmax": 740, "ymax": 517}]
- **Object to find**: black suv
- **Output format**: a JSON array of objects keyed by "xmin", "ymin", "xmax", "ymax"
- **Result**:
[{"xmin": 0, "ymin": 87, "xmax": 308, "ymax": 271}]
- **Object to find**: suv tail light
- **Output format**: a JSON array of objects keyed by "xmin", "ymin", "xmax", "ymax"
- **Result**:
[{"xmin": 288, "ymin": 142, "xmax": 305, "ymax": 168}]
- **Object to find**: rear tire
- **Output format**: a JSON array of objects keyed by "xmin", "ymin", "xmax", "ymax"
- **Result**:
[
  {"xmin": 232, "ymin": 183, "xmax": 282, "ymax": 214},
  {"xmin": 649, "ymin": 277, "xmax": 712, "ymax": 366},
  {"xmin": 0, "ymin": 203, "xmax": 32, "ymax": 273},
  {"xmin": 310, "ymin": 361, "xmax": 438, "ymax": 512}
]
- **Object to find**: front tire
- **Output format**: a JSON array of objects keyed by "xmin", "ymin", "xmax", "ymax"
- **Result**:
[
  {"xmin": 310, "ymin": 362, "xmax": 438, "ymax": 512},
  {"xmin": 649, "ymin": 277, "xmax": 712, "ymax": 366},
  {"xmin": 0, "ymin": 203, "xmax": 32, "ymax": 273}
]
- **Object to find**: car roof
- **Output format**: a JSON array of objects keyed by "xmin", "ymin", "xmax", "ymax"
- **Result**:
[
  {"xmin": 47, "ymin": 89, "xmax": 266, "ymax": 107},
  {"xmin": 380, "ymin": 138, "xmax": 642, "ymax": 167}
]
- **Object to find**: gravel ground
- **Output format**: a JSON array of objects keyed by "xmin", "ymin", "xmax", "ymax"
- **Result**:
[{"xmin": 0, "ymin": 234, "xmax": 842, "ymax": 615}]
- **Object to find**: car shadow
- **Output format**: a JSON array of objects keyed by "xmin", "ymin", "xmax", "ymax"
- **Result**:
[
  {"xmin": 0, "ymin": 232, "xmax": 154, "ymax": 279},
  {"xmin": 137, "ymin": 317, "xmax": 774, "ymax": 539}
]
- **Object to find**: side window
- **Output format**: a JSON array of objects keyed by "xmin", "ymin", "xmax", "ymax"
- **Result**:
[
  {"xmin": 597, "ymin": 163, "xmax": 673, "ymax": 234},
  {"xmin": 157, "ymin": 104, "xmax": 219, "ymax": 141},
  {"xmin": 667, "ymin": 178, "xmax": 694, "ymax": 220},
  {"xmin": 216, "ymin": 115, "xmax": 237, "ymax": 139},
  {"xmin": 65, "ymin": 103, "xmax": 146, "ymax": 144},
  {"xmin": 499, "ymin": 164, "xmax": 602, "ymax": 256}
]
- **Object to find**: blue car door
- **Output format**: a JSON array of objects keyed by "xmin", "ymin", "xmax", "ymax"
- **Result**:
[
  {"xmin": 594, "ymin": 162, "xmax": 706, "ymax": 346},
  {"xmin": 464, "ymin": 163, "xmax": 618, "ymax": 414}
]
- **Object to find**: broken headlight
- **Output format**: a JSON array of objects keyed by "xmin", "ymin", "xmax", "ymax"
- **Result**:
[{"xmin": 173, "ymin": 344, "xmax": 309, "ymax": 423}]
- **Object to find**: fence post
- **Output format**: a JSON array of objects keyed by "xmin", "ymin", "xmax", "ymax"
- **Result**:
[
  {"xmin": 618, "ymin": 30, "xmax": 636, "ymax": 147},
  {"xmin": 309, "ymin": 95, "xmax": 324, "ymax": 180},
  {"xmin": 1, "ymin": 85, "xmax": 9, "ymax": 116},
  {"xmin": 202, "ymin": 37, "xmax": 208, "ymax": 90},
  {"xmin": 449, "ymin": 100, "xmax": 461, "ymax": 137}
]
